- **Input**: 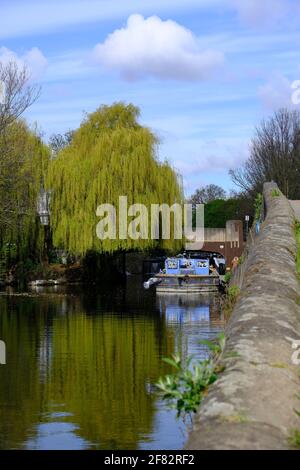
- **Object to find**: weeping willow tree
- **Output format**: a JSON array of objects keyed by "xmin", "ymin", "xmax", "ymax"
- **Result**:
[
  {"xmin": 47, "ymin": 103, "xmax": 183, "ymax": 255},
  {"xmin": 0, "ymin": 119, "xmax": 50, "ymax": 270}
]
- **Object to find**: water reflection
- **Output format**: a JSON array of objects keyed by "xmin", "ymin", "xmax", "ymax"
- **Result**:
[{"xmin": 0, "ymin": 278, "xmax": 223, "ymax": 450}]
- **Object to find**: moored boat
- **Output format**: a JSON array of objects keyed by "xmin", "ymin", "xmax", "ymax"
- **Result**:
[{"xmin": 144, "ymin": 254, "xmax": 224, "ymax": 293}]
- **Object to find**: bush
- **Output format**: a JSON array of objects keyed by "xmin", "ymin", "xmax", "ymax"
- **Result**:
[{"xmin": 156, "ymin": 333, "xmax": 225, "ymax": 421}]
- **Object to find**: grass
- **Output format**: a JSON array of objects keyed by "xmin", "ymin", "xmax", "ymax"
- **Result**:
[
  {"xmin": 254, "ymin": 193, "xmax": 263, "ymax": 221},
  {"xmin": 295, "ymin": 220, "xmax": 300, "ymax": 279},
  {"xmin": 288, "ymin": 396, "xmax": 300, "ymax": 448},
  {"xmin": 288, "ymin": 429, "xmax": 300, "ymax": 448},
  {"xmin": 289, "ymin": 233, "xmax": 300, "ymax": 448},
  {"xmin": 221, "ymin": 285, "xmax": 240, "ymax": 320},
  {"xmin": 271, "ymin": 188, "xmax": 280, "ymax": 197}
]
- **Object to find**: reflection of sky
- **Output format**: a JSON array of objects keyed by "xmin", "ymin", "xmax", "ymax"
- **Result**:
[
  {"xmin": 159, "ymin": 294, "xmax": 224, "ymax": 360},
  {"xmin": 164, "ymin": 305, "xmax": 210, "ymax": 324},
  {"xmin": 143, "ymin": 294, "xmax": 224, "ymax": 449},
  {"xmin": 25, "ymin": 420, "xmax": 90, "ymax": 450},
  {"xmin": 139, "ymin": 402, "xmax": 186, "ymax": 450}
]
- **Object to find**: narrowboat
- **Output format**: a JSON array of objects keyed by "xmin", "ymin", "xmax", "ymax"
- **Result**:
[{"xmin": 144, "ymin": 254, "xmax": 224, "ymax": 294}]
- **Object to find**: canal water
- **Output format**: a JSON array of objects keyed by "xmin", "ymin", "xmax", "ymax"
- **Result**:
[{"xmin": 0, "ymin": 277, "xmax": 223, "ymax": 450}]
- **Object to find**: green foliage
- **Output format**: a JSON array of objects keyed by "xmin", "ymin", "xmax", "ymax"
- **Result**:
[
  {"xmin": 204, "ymin": 198, "xmax": 242, "ymax": 228},
  {"xmin": 0, "ymin": 243, "xmax": 17, "ymax": 279},
  {"xmin": 289, "ymin": 398, "xmax": 300, "ymax": 448},
  {"xmin": 200, "ymin": 332, "xmax": 226, "ymax": 359},
  {"xmin": 196, "ymin": 196, "xmax": 251, "ymax": 229},
  {"xmin": 47, "ymin": 103, "xmax": 183, "ymax": 255},
  {"xmin": 288, "ymin": 429, "xmax": 300, "ymax": 448},
  {"xmin": 271, "ymin": 188, "xmax": 280, "ymax": 197},
  {"xmin": 227, "ymin": 285, "xmax": 240, "ymax": 303},
  {"xmin": 0, "ymin": 120, "xmax": 49, "ymax": 265},
  {"xmin": 223, "ymin": 271, "xmax": 231, "ymax": 284},
  {"xmin": 295, "ymin": 220, "xmax": 300, "ymax": 279},
  {"xmin": 221, "ymin": 285, "xmax": 240, "ymax": 320},
  {"xmin": 156, "ymin": 333, "xmax": 225, "ymax": 420},
  {"xmin": 238, "ymin": 254, "xmax": 245, "ymax": 265},
  {"xmin": 14, "ymin": 259, "xmax": 44, "ymax": 281},
  {"xmin": 254, "ymin": 193, "xmax": 263, "ymax": 221}
]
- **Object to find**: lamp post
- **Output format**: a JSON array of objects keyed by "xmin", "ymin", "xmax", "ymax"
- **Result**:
[
  {"xmin": 245, "ymin": 215, "xmax": 250, "ymax": 236},
  {"xmin": 37, "ymin": 180, "xmax": 51, "ymax": 264}
]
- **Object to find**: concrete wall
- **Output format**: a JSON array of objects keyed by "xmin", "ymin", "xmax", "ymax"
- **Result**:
[
  {"xmin": 186, "ymin": 220, "xmax": 245, "ymax": 266},
  {"xmin": 186, "ymin": 182, "xmax": 300, "ymax": 450}
]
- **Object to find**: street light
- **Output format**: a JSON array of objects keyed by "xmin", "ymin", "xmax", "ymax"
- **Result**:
[
  {"xmin": 245, "ymin": 215, "xmax": 250, "ymax": 234},
  {"xmin": 37, "ymin": 181, "xmax": 51, "ymax": 264},
  {"xmin": 37, "ymin": 183, "xmax": 51, "ymax": 226}
]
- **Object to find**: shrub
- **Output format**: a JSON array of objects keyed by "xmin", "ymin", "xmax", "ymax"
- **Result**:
[{"xmin": 156, "ymin": 333, "xmax": 225, "ymax": 422}]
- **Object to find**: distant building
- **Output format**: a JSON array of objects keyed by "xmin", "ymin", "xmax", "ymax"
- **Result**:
[{"xmin": 185, "ymin": 220, "xmax": 244, "ymax": 266}]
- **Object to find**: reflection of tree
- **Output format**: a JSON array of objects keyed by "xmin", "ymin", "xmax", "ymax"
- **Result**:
[
  {"xmin": 48, "ymin": 313, "xmax": 174, "ymax": 449},
  {"xmin": 0, "ymin": 297, "xmax": 49, "ymax": 449},
  {"xmin": 0, "ymin": 295, "xmax": 175, "ymax": 450}
]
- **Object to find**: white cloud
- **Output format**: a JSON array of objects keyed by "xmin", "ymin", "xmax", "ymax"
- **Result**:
[
  {"xmin": 92, "ymin": 14, "xmax": 224, "ymax": 81},
  {"xmin": 258, "ymin": 73, "xmax": 298, "ymax": 110},
  {"xmin": 0, "ymin": 46, "xmax": 48, "ymax": 80}
]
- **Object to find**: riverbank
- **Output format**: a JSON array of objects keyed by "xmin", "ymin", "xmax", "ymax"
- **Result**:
[{"xmin": 186, "ymin": 182, "xmax": 300, "ymax": 450}]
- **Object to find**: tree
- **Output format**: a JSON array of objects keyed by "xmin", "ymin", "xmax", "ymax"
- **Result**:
[
  {"xmin": 0, "ymin": 61, "xmax": 40, "ymax": 134},
  {"xmin": 230, "ymin": 108, "xmax": 300, "ymax": 198},
  {"xmin": 204, "ymin": 197, "xmax": 250, "ymax": 228},
  {"xmin": 0, "ymin": 120, "xmax": 49, "ymax": 263},
  {"xmin": 0, "ymin": 62, "xmax": 40, "ymax": 232},
  {"xmin": 189, "ymin": 184, "xmax": 226, "ymax": 205},
  {"xmin": 49, "ymin": 130, "xmax": 74, "ymax": 155},
  {"xmin": 46, "ymin": 102, "xmax": 183, "ymax": 254}
]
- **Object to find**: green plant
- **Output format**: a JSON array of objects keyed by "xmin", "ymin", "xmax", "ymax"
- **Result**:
[
  {"xmin": 156, "ymin": 333, "xmax": 225, "ymax": 421},
  {"xmin": 288, "ymin": 429, "xmax": 300, "ymax": 448},
  {"xmin": 0, "ymin": 243, "xmax": 18, "ymax": 281},
  {"xmin": 238, "ymin": 254, "xmax": 245, "ymax": 265},
  {"xmin": 221, "ymin": 285, "xmax": 240, "ymax": 320},
  {"xmin": 254, "ymin": 193, "xmax": 263, "ymax": 221},
  {"xmin": 271, "ymin": 188, "xmax": 280, "ymax": 197},
  {"xmin": 223, "ymin": 271, "xmax": 231, "ymax": 284},
  {"xmin": 200, "ymin": 332, "xmax": 226, "ymax": 360},
  {"xmin": 227, "ymin": 285, "xmax": 240, "ymax": 302},
  {"xmin": 295, "ymin": 220, "xmax": 300, "ymax": 279},
  {"xmin": 288, "ymin": 396, "xmax": 300, "ymax": 448}
]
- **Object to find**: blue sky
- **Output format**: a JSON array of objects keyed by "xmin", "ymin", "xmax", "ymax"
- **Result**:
[{"xmin": 1, "ymin": 0, "xmax": 300, "ymax": 195}]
